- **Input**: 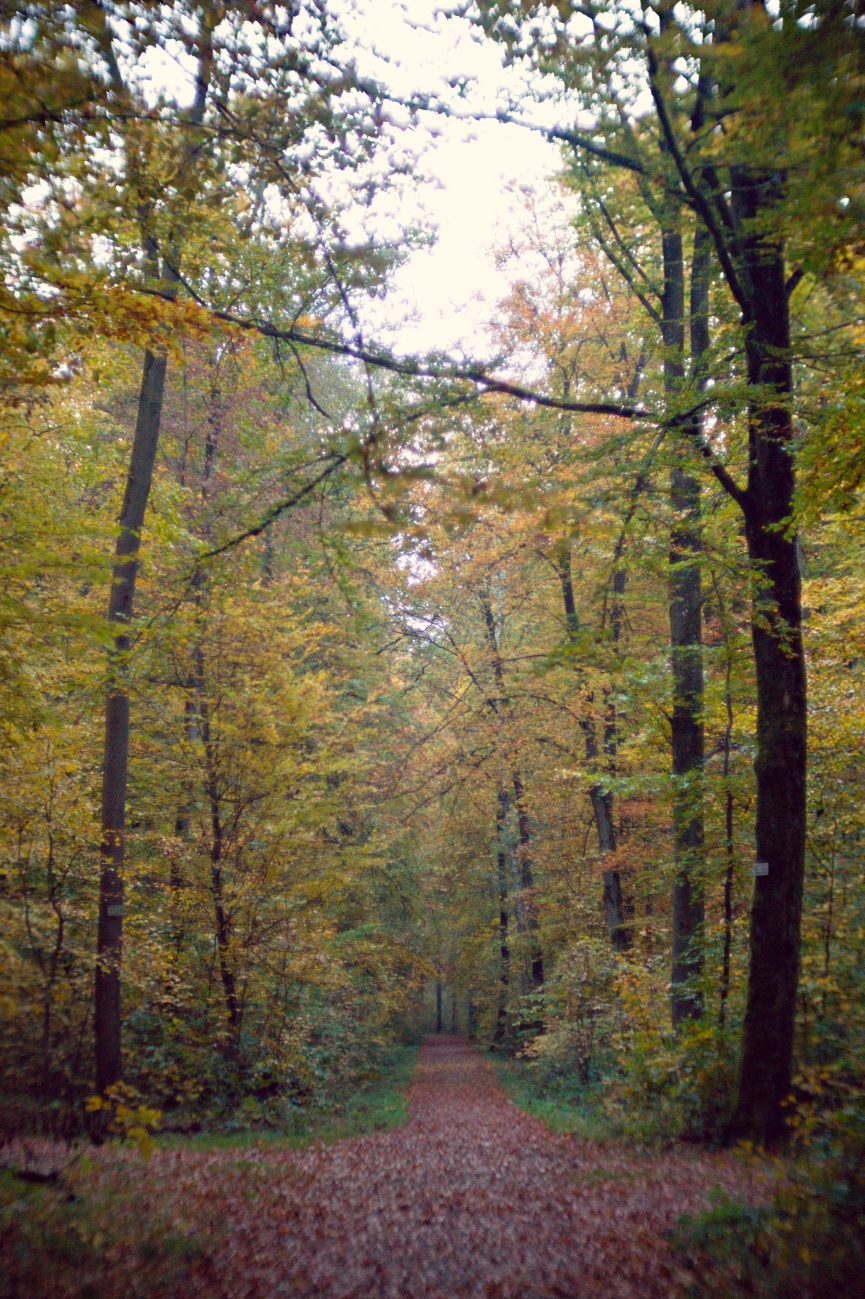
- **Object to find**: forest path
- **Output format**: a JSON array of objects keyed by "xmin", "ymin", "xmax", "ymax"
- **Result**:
[{"xmin": 180, "ymin": 1035, "xmax": 759, "ymax": 1298}]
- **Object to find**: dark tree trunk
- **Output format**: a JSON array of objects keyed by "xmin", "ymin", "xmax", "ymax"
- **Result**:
[
  {"xmin": 492, "ymin": 786, "xmax": 511, "ymax": 1048},
  {"xmin": 92, "ymin": 21, "xmax": 214, "ymax": 1095},
  {"xmin": 720, "ymin": 647, "xmax": 735, "ymax": 1029},
  {"xmin": 195, "ymin": 646, "xmax": 240, "ymax": 1036},
  {"xmin": 730, "ymin": 188, "xmax": 806, "ymax": 1144},
  {"xmin": 180, "ymin": 353, "xmax": 239, "ymax": 1038},
  {"xmin": 556, "ymin": 543, "xmax": 631, "ymax": 951},
  {"xmin": 467, "ymin": 989, "xmax": 477, "ymax": 1040},
  {"xmin": 662, "ymin": 209, "xmax": 707, "ymax": 1027},
  {"xmin": 451, "ymin": 992, "xmax": 457, "ymax": 1034},
  {"xmin": 669, "ymin": 455, "xmax": 706, "ymax": 1026},
  {"xmin": 650, "ymin": 72, "xmax": 806, "ymax": 1138},
  {"xmin": 436, "ymin": 978, "xmax": 443, "ymax": 1034},
  {"xmin": 95, "ymin": 349, "xmax": 168, "ymax": 1095},
  {"xmin": 480, "ymin": 589, "xmax": 544, "ymax": 990},
  {"xmin": 511, "ymin": 769, "xmax": 543, "ymax": 990},
  {"xmin": 549, "ymin": 22, "xmax": 810, "ymax": 1143}
]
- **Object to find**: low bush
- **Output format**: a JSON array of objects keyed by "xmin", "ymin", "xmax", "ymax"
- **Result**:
[{"xmin": 672, "ymin": 1094, "xmax": 865, "ymax": 1297}]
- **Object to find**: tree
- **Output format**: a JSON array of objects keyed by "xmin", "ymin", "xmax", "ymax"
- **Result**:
[{"xmin": 472, "ymin": 0, "xmax": 865, "ymax": 1144}]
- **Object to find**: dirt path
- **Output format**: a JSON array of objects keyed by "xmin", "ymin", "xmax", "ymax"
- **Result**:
[{"xmin": 172, "ymin": 1036, "xmax": 760, "ymax": 1298}]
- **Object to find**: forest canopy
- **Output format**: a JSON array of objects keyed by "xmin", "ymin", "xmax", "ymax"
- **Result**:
[{"xmin": 1, "ymin": 2, "xmax": 864, "ymax": 1246}]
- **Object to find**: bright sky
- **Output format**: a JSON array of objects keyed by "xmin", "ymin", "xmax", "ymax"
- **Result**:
[
  {"xmin": 137, "ymin": 0, "xmax": 566, "ymax": 356},
  {"xmin": 342, "ymin": 0, "xmax": 563, "ymax": 355}
]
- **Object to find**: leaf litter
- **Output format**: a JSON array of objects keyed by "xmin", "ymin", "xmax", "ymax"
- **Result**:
[{"xmin": 1, "ymin": 1037, "xmax": 771, "ymax": 1298}]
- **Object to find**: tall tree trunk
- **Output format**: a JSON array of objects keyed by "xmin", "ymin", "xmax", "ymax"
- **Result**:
[
  {"xmin": 196, "ymin": 657, "xmax": 240, "ymax": 1037},
  {"xmin": 172, "ymin": 698, "xmax": 197, "ymax": 939},
  {"xmin": 511, "ymin": 769, "xmax": 543, "ymax": 990},
  {"xmin": 663, "ymin": 208, "xmax": 706, "ymax": 1026},
  {"xmin": 720, "ymin": 639, "xmax": 735, "ymax": 1030},
  {"xmin": 731, "ymin": 186, "xmax": 806, "ymax": 1145},
  {"xmin": 492, "ymin": 786, "xmax": 511, "ymax": 1048},
  {"xmin": 188, "ymin": 358, "xmax": 239, "ymax": 1039},
  {"xmin": 93, "ymin": 17, "xmax": 215, "ymax": 1094},
  {"xmin": 95, "ymin": 348, "xmax": 168, "ymax": 1095},
  {"xmin": 555, "ymin": 542, "xmax": 631, "ymax": 951},
  {"xmin": 648, "ymin": 58, "xmax": 805, "ymax": 1138},
  {"xmin": 479, "ymin": 588, "xmax": 544, "ymax": 989},
  {"xmin": 436, "ymin": 977, "xmax": 443, "ymax": 1033}
]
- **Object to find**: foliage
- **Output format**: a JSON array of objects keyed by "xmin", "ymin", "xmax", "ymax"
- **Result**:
[
  {"xmin": 0, "ymin": 1042, "xmax": 418, "ymax": 1299},
  {"xmin": 494, "ymin": 1056, "xmax": 616, "ymax": 1143},
  {"xmin": 673, "ymin": 1105, "xmax": 865, "ymax": 1298},
  {"xmin": 1, "ymin": 0, "xmax": 865, "ymax": 1288}
]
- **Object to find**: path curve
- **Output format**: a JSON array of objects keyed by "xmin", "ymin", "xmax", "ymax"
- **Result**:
[{"xmin": 174, "ymin": 1036, "xmax": 757, "ymax": 1298}]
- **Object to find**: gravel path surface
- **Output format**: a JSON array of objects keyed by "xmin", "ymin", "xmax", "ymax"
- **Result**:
[{"xmin": 180, "ymin": 1035, "xmax": 760, "ymax": 1298}]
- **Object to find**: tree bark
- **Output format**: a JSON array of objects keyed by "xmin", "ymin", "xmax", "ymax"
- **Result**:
[
  {"xmin": 555, "ymin": 542, "xmax": 631, "ymax": 951},
  {"xmin": 662, "ymin": 207, "xmax": 707, "ymax": 1027},
  {"xmin": 479, "ymin": 588, "xmax": 544, "ymax": 989},
  {"xmin": 467, "ymin": 989, "xmax": 477, "ymax": 1039},
  {"xmin": 512, "ymin": 769, "xmax": 543, "ymax": 990},
  {"xmin": 492, "ymin": 786, "xmax": 511, "ymax": 1048},
  {"xmin": 93, "ymin": 14, "xmax": 215, "ymax": 1094},
  {"xmin": 188, "ymin": 356, "xmax": 240, "ymax": 1039},
  {"xmin": 195, "ymin": 648, "xmax": 241, "ymax": 1037},
  {"xmin": 720, "ymin": 644, "xmax": 735, "ymax": 1030},
  {"xmin": 730, "ymin": 181, "xmax": 806, "ymax": 1144},
  {"xmin": 95, "ymin": 348, "xmax": 168, "ymax": 1095}
]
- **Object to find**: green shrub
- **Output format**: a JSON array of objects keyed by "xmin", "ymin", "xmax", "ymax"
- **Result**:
[{"xmin": 672, "ymin": 1104, "xmax": 865, "ymax": 1297}]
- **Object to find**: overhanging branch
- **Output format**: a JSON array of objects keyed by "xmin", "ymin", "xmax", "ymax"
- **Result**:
[{"xmin": 141, "ymin": 281, "xmax": 649, "ymax": 419}]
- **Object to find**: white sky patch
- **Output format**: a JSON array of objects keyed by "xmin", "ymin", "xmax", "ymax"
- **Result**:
[
  {"xmin": 367, "ymin": 118, "xmax": 561, "ymax": 358},
  {"xmin": 131, "ymin": 0, "xmax": 568, "ymax": 357},
  {"xmin": 343, "ymin": 0, "xmax": 564, "ymax": 354}
]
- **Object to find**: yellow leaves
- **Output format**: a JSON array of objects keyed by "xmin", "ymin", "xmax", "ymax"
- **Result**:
[{"xmin": 86, "ymin": 1085, "xmax": 162, "ymax": 1160}]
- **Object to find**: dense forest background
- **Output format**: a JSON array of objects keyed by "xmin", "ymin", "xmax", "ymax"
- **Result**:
[{"xmin": 1, "ymin": 7, "xmax": 865, "ymax": 1279}]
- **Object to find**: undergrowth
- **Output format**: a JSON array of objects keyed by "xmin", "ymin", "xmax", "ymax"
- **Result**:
[
  {"xmin": 156, "ymin": 1042, "xmax": 418, "ymax": 1149},
  {"xmin": 0, "ymin": 1045, "xmax": 418, "ymax": 1298},
  {"xmin": 671, "ymin": 1103, "xmax": 865, "ymax": 1299},
  {"xmin": 0, "ymin": 1161, "xmax": 206, "ymax": 1299},
  {"xmin": 493, "ymin": 1056, "xmax": 617, "ymax": 1143}
]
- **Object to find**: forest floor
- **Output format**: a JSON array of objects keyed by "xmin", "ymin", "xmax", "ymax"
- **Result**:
[{"xmin": 1, "ymin": 1036, "xmax": 772, "ymax": 1298}]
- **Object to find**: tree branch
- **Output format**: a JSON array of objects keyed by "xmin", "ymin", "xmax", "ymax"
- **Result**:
[
  {"xmin": 201, "ymin": 454, "xmax": 346, "ymax": 558},
  {"xmin": 645, "ymin": 49, "xmax": 751, "ymax": 321},
  {"xmin": 142, "ymin": 279, "xmax": 648, "ymax": 420}
]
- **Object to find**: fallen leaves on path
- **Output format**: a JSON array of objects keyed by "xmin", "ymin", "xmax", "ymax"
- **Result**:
[{"xmin": 2, "ymin": 1038, "xmax": 770, "ymax": 1297}]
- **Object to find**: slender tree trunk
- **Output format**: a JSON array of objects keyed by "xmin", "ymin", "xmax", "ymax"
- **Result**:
[
  {"xmin": 41, "ymin": 840, "xmax": 64, "ymax": 1096},
  {"xmin": 194, "ymin": 637, "xmax": 240, "ymax": 1038},
  {"xmin": 663, "ymin": 210, "xmax": 707, "ymax": 1026},
  {"xmin": 436, "ymin": 977, "xmax": 443, "ymax": 1034},
  {"xmin": 669, "ymin": 457, "xmax": 705, "ymax": 1025},
  {"xmin": 92, "ymin": 19, "xmax": 215, "ymax": 1095},
  {"xmin": 556, "ymin": 543, "xmax": 631, "ymax": 951},
  {"xmin": 492, "ymin": 787, "xmax": 511, "ymax": 1048},
  {"xmin": 731, "ymin": 195, "xmax": 806, "ymax": 1144},
  {"xmin": 95, "ymin": 349, "xmax": 168, "ymax": 1094},
  {"xmin": 479, "ymin": 588, "xmax": 544, "ymax": 990},
  {"xmin": 511, "ymin": 769, "xmax": 543, "ymax": 990},
  {"xmin": 451, "ymin": 992, "xmax": 457, "ymax": 1034},
  {"xmin": 180, "ymin": 354, "xmax": 240, "ymax": 1038},
  {"xmin": 720, "ymin": 649, "xmax": 735, "ymax": 1030}
]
